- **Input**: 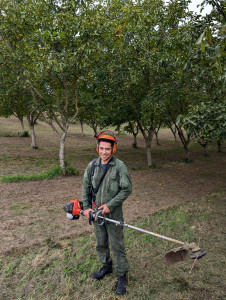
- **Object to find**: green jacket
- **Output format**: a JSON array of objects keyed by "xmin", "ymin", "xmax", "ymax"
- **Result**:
[{"xmin": 82, "ymin": 157, "xmax": 132, "ymax": 220}]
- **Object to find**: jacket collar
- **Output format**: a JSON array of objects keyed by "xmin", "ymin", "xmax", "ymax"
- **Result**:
[{"xmin": 96, "ymin": 156, "xmax": 116, "ymax": 166}]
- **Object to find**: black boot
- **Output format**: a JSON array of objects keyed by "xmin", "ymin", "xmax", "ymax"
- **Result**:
[
  {"xmin": 91, "ymin": 263, "xmax": 112, "ymax": 280},
  {"xmin": 116, "ymin": 273, "xmax": 127, "ymax": 295}
]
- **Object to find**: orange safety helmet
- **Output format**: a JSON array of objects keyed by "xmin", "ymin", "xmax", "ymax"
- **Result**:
[{"xmin": 95, "ymin": 130, "xmax": 117, "ymax": 154}]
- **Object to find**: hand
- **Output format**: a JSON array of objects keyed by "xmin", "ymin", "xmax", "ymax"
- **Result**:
[
  {"xmin": 83, "ymin": 208, "xmax": 94, "ymax": 220},
  {"xmin": 98, "ymin": 204, "xmax": 110, "ymax": 214}
]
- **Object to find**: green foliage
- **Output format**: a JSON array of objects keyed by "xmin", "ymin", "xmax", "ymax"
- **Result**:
[
  {"xmin": 20, "ymin": 130, "xmax": 29, "ymax": 137},
  {"xmin": 1, "ymin": 133, "xmax": 15, "ymax": 137},
  {"xmin": 148, "ymin": 162, "xmax": 157, "ymax": 168},
  {"xmin": 0, "ymin": 0, "xmax": 104, "ymax": 173},
  {"xmin": 65, "ymin": 159, "xmax": 80, "ymax": 176},
  {"xmin": 181, "ymin": 158, "xmax": 193, "ymax": 163},
  {"xmin": 10, "ymin": 203, "xmax": 31, "ymax": 210},
  {"xmin": 4, "ymin": 265, "xmax": 16, "ymax": 277},
  {"xmin": 180, "ymin": 101, "xmax": 226, "ymax": 147},
  {"xmin": 43, "ymin": 165, "xmax": 63, "ymax": 180},
  {"xmin": 195, "ymin": 1, "xmax": 225, "ymax": 75},
  {"xmin": 0, "ymin": 0, "xmax": 225, "ymax": 167}
]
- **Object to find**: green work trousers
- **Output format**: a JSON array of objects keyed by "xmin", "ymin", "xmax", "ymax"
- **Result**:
[{"xmin": 94, "ymin": 221, "xmax": 129, "ymax": 276}]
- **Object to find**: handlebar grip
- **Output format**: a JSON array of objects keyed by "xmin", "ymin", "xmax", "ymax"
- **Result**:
[
  {"xmin": 95, "ymin": 210, "xmax": 103, "ymax": 222},
  {"xmin": 95, "ymin": 210, "xmax": 105, "ymax": 226},
  {"xmin": 89, "ymin": 211, "xmax": 94, "ymax": 225}
]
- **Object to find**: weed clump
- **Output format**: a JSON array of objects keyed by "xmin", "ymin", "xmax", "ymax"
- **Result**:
[
  {"xmin": 20, "ymin": 131, "xmax": 30, "ymax": 137},
  {"xmin": 0, "ymin": 165, "xmax": 62, "ymax": 183},
  {"xmin": 65, "ymin": 160, "xmax": 80, "ymax": 176},
  {"xmin": 0, "ymin": 160, "xmax": 81, "ymax": 183}
]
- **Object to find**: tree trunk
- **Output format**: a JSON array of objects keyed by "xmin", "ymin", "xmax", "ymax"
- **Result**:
[
  {"xmin": 27, "ymin": 118, "xmax": 37, "ymax": 148},
  {"xmin": 132, "ymin": 133, "xmax": 138, "ymax": 148},
  {"xmin": 175, "ymin": 124, "xmax": 190, "ymax": 159},
  {"xmin": 41, "ymin": 110, "xmax": 77, "ymax": 176},
  {"xmin": 42, "ymin": 116, "xmax": 68, "ymax": 175},
  {"xmin": 154, "ymin": 131, "xmax": 160, "ymax": 145},
  {"xmin": 30, "ymin": 125, "xmax": 37, "ymax": 148},
  {"xmin": 59, "ymin": 134, "xmax": 66, "ymax": 176},
  {"xmin": 154, "ymin": 122, "xmax": 161, "ymax": 145},
  {"xmin": 198, "ymin": 141, "xmax": 208, "ymax": 156},
  {"xmin": 137, "ymin": 120, "xmax": 154, "ymax": 167},
  {"xmin": 19, "ymin": 117, "xmax": 25, "ymax": 135},
  {"xmin": 93, "ymin": 126, "xmax": 98, "ymax": 137},
  {"xmin": 146, "ymin": 140, "xmax": 152, "ymax": 167},
  {"xmin": 184, "ymin": 147, "xmax": 190, "ymax": 160},
  {"xmin": 172, "ymin": 131, "xmax": 177, "ymax": 142},
  {"xmin": 168, "ymin": 123, "xmax": 177, "ymax": 142},
  {"xmin": 217, "ymin": 140, "xmax": 222, "ymax": 152},
  {"xmin": 80, "ymin": 122, "xmax": 84, "ymax": 136},
  {"xmin": 204, "ymin": 144, "xmax": 207, "ymax": 156}
]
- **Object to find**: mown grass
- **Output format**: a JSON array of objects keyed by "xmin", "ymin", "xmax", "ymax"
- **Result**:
[{"xmin": 0, "ymin": 189, "xmax": 225, "ymax": 300}]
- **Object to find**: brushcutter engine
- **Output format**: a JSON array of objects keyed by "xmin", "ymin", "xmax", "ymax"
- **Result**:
[
  {"xmin": 64, "ymin": 199, "xmax": 83, "ymax": 220},
  {"xmin": 64, "ymin": 199, "xmax": 95, "ymax": 224}
]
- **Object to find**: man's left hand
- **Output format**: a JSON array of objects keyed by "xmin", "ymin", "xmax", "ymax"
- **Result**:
[{"xmin": 98, "ymin": 204, "xmax": 110, "ymax": 214}]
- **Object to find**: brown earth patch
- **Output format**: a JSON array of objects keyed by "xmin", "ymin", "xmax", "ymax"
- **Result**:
[{"xmin": 0, "ymin": 117, "xmax": 225, "ymax": 255}]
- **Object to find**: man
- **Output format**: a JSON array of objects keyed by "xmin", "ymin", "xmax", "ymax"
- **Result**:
[{"xmin": 82, "ymin": 130, "xmax": 132, "ymax": 296}]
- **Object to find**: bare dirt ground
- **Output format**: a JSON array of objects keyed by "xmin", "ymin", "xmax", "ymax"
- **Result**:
[{"xmin": 0, "ymin": 117, "xmax": 225, "ymax": 255}]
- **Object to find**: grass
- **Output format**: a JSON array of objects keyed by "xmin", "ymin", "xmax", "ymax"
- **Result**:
[
  {"xmin": 20, "ymin": 131, "xmax": 30, "ymax": 137},
  {"xmin": 177, "ymin": 158, "xmax": 193, "ymax": 164},
  {"xmin": 0, "ymin": 189, "xmax": 225, "ymax": 300},
  {"xmin": 0, "ymin": 166, "xmax": 63, "ymax": 183},
  {"xmin": 1, "ymin": 164, "xmax": 80, "ymax": 183},
  {"xmin": 10, "ymin": 203, "xmax": 32, "ymax": 210},
  {"xmin": 0, "ymin": 133, "xmax": 16, "ymax": 137},
  {"xmin": 0, "ymin": 131, "xmax": 29, "ymax": 137}
]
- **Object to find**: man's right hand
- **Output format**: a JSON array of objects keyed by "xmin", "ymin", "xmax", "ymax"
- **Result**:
[{"xmin": 83, "ymin": 208, "xmax": 94, "ymax": 220}]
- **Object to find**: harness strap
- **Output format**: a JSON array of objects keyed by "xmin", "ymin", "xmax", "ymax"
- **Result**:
[{"xmin": 89, "ymin": 158, "xmax": 113, "ymax": 208}]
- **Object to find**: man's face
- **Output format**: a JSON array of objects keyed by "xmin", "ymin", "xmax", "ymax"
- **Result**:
[{"xmin": 98, "ymin": 141, "xmax": 113, "ymax": 164}]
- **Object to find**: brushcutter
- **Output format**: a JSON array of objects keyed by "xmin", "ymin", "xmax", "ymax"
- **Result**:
[{"xmin": 64, "ymin": 199, "xmax": 206, "ymax": 266}]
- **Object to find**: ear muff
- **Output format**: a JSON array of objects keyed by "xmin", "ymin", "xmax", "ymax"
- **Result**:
[
  {"xmin": 112, "ymin": 144, "xmax": 117, "ymax": 154},
  {"xmin": 96, "ymin": 143, "xmax": 117, "ymax": 154}
]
